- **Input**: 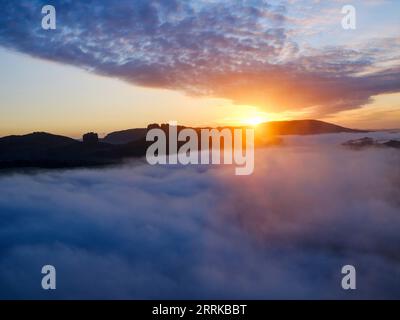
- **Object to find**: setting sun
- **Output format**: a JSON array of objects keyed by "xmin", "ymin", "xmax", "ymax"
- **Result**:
[{"xmin": 242, "ymin": 116, "xmax": 266, "ymax": 126}]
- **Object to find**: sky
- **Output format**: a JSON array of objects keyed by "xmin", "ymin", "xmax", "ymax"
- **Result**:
[{"xmin": 0, "ymin": 0, "xmax": 399, "ymax": 137}]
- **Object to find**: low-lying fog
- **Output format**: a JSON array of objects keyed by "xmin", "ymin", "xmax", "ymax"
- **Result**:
[{"xmin": 0, "ymin": 132, "xmax": 399, "ymax": 299}]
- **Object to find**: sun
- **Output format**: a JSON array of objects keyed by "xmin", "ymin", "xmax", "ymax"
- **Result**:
[
  {"xmin": 220, "ymin": 107, "xmax": 270, "ymax": 127},
  {"xmin": 242, "ymin": 116, "xmax": 265, "ymax": 127}
]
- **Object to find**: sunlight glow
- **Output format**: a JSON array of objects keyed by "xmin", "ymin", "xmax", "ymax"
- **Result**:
[{"xmin": 242, "ymin": 116, "xmax": 266, "ymax": 127}]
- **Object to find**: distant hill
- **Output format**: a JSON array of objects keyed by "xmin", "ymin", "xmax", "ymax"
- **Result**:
[
  {"xmin": 102, "ymin": 128, "xmax": 147, "ymax": 144},
  {"xmin": 343, "ymin": 137, "xmax": 400, "ymax": 149},
  {"xmin": 258, "ymin": 120, "xmax": 365, "ymax": 136}
]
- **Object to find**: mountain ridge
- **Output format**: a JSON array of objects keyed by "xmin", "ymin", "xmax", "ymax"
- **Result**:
[
  {"xmin": 0, "ymin": 120, "xmax": 370, "ymax": 170},
  {"xmin": 101, "ymin": 119, "xmax": 366, "ymax": 145}
]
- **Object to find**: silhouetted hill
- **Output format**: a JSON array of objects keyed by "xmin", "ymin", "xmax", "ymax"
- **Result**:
[
  {"xmin": 102, "ymin": 128, "xmax": 147, "ymax": 144},
  {"xmin": 0, "ymin": 132, "xmax": 128, "ymax": 169},
  {"xmin": 0, "ymin": 132, "xmax": 77, "ymax": 148},
  {"xmin": 258, "ymin": 120, "xmax": 365, "ymax": 136},
  {"xmin": 343, "ymin": 137, "xmax": 400, "ymax": 149},
  {"xmin": 385, "ymin": 140, "xmax": 400, "ymax": 148},
  {"xmin": 0, "ymin": 132, "xmax": 79, "ymax": 162}
]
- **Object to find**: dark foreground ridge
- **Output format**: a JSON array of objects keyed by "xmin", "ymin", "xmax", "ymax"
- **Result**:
[
  {"xmin": 0, "ymin": 132, "xmax": 149, "ymax": 170},
  {"xmin": 0, "ymin": 120, "xmax": 368, "ymax": 170}
]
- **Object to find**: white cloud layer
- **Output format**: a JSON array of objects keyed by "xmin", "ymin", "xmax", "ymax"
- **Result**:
[{"xmin": 0, "ymin": 132, "xmax": 399, "ymax": 299}]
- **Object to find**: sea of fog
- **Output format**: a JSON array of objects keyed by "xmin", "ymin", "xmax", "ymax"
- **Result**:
[{"xmin": 0, "ymin": 132, "xmax": 399, "ymax": 299}]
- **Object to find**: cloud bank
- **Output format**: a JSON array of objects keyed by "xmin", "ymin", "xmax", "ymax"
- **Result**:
[
  {"xmin": 0, "ymin": 0, "xmax": 399, "ymax": 115},
  {"xmin": 0, "ymin": 133, "xmax": 400, "ymax": 299}
]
